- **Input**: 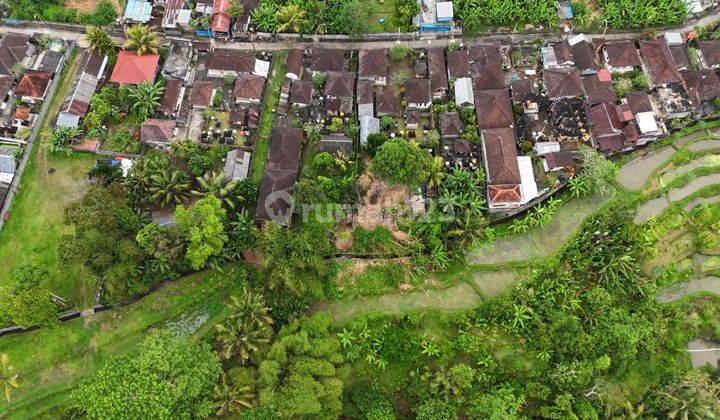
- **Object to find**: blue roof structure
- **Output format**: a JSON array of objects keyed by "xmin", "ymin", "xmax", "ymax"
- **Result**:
[{"xmin": 124, "ymin": 0, "xmax": 152, "ymax": 23}]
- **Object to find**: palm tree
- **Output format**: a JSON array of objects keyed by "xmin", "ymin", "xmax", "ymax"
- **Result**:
[
  {"xmin": 275, "ymin": 4, "xmax": 307, "ymax": 33},
  {"xmin": 125, "ymin": 155, "xmax": 168, "ymax": 206},
  {"xmin": 426, "ymin": 156, "xmax": 445, "ymax": 192},
  {"xmin": 128, "ymin": 80, "xmax": 165, "ymax": 122},
  {"xmin": 85, "ymin": 26, "xmax": 115, "ymax": 56},
  {"xmin": 215, "ymin": 288, "xmax": 273, "ymax": 364},
  {"xmin": 122, "ymin": 25, "xmax": 159, "ymax": 56},
  {"xmin": 193, "ymin": 171, "xmax": 241, "ymax": 209},
  {"xmin": 212, "ymin": 373, "xmax": 254, "ymax": 415},
  {"xmin": 1, "ymin": 354, "xmax": 18, "ymax": 403},
  {"xmin": 149, "ymin": 168, "xmax": 192, "ymax": 207},
  {"xmin": 41, "ymin": 126, "xmax": 81, "ymax": 156}
]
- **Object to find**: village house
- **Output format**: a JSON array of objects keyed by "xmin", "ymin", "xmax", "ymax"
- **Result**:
[
  {"xmin": 698, "ymin": 40, "xmax": 720, "ymax": 69},
  {"xmin": 681, "ymin": 69, "xmax": 720, "ymax": 115},
  {"xmin": 289, "ymin": 80, "xmax": 313, "ymax": 108},
  {"xmin": 0, "ymin": 145, "xmax": 16, "ymax": 185},
  {"xmin": 358, "ymin": 49, "xmax": 388, "ymax": 86},
  {"xmin": 285, "ymin": 49, "xmax": 304, "ymax": 80},
  {"xmin": 320, "ymin": 133, "xmax": 354, "ymax": 154},
  {"xmin": 110, "ymin": 51, "xmax": 159, "ymax": 85},
  {"xmin": 542, "ymin": 150, "xmax": 575, "ymax": 172},
  {"xmin": 669, "ymin": 44, "xmax": 690, "ymax": 71},
  {"xmin": 162, "ymin": 40, "xmax": 195, "ymax": 82},
  {"xmin": 439, "ymin": 111, "xmax": 462, "ymax": 139},
  {"xmin": 582, "ymin": 69, "xmax": 616, "ymax": 105},
  {"xmin": 233, "ymin": 73, "xmax": 266, "ymax": 104},
  {"xmin": 141, "ymin": 118, "xmax": 177, "ymax": 148},
  {"xmin": 256, "ymin": 126, "xmax": 303, "ymax": 224},
  {"xmin": 543, "ymin": 67, "xmax": 584, "ymax": 100},
  {"xmin": 404, "ymin": 79, "xmax": 431, "ymax": 110},
  {"xmin": 374, "ymin": 90, "xmax": 396, "ymax": 117},
  {"xmin": 57, "ymin": 50, "xmax": 108, "ymax": 128},
  {"xmin": 468, "ymin": 44, "xmax": 505, "ymax": 90},
  {"xmin": 224, "ymin": 149, "xmax": 251, "ymax": 182},
  {"xmin": 568, "ymin": 34, "xmax": 599, "ymax": 75},
  {"xmin": 359, "ymin": 115, "xmax": 380, "ymax": 144},
  {"xmin": 639, "ymin": 38, "xmax": 681, "ymax": 87},
  {"xmin": 446, "ymin": 49, "xmax": 470, "ymax": 79},
  {"xmin": 123, "ymin": 0, "xmax": 152, "ymax": 23},
  {"xmin": 310, "ymin": 49, "xmax": 345, "ymax": 74},
  {"xmin": 427, "ymin": 47, "xmax": 448, "ymax": 100},
  {"xmin": 324, "ymin": 71, "xmax": 354, "ymax": 115},
  {"xmin": 189, "ymin": 81, "xmax": 216, "ymax": 109},
  {"xmin": 603, "ymin": 41, "xmax": 640, "ymax": 73},
  {"xmin": 162, "ymin": 0, "xmax": 193, "ymax": 33},
  {"xmin": 454, "ymin": 77, "xmax": 474, "ymax": 107},
  {"xmin": 206, "ymin": 51, "xmax": 255, "ymax": 78},
  {"xmin": 211, "ymin": 0, "xmax": 232, "ymax": 34},
  {"xmin": 159, "ymin": 78, "xmax": 185, "ymax": 118},
  {"xmin": 481, "ymin": 127, "xmax": 523, "ymax": 210},
  {"xmin": 622, "ymin": 91, "xmax": 666, "ymax": 143},
  {"xmin": 475, "ymin": 88, "xmax": 513, "ymax": 130},
  {"xmin": 0, "ymin": 33, "xmax": 32, "ymax": 77},
  {"xmin": 587, "ymin": 102, "xmax": 625, "ymax": 152},
  {"xmin": 33, "ymin": 50, "xmax": 63, "ymax": 74},
  {"xmin": 16, "ymin": 70, "xmax": 52, "ymax": 103},
  {"xmin": 356, "ymin": 80, "xmax": 375, "ymax": 118}
]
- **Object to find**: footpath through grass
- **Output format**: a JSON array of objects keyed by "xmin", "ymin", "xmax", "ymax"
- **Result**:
[
  {"xmin": 251, "ymin": 50, "xmax": 287, "ymax": 184},
  {"xmin": 0, "ymin": 267, "xmax": 241, "ymax": 419},
  {"xmin": 0, "ymin": 48, "xmax": 95, "ymax": 305}
]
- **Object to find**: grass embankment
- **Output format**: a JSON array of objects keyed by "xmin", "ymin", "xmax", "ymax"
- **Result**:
[
  {"xmin": 0, "ymin": 48, "xmax": 96, "ymax": 305},
  {"xmin": 250, "ymin": 50, "xmax": 287, "ymax": 184},
  {"xmin": 0, "ymin": 267, "xmax": 242, "ymax": 419}
]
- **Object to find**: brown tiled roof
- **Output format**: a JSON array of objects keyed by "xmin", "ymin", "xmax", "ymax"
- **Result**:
[
  {"xmin": 626, "ymin": 91, "xmax": 654, "ymax": 114},
  {"xmin": 427, "ymin": 47, "xmax": 448, "ymax": 93},
  {"xmin": 0, "ymin": 33, "xmax": 29, "ymax": 76},
  {"xmin": 475, "ymin": 88, "xmax": 513, "ymax": 130},
  {"xmin": 0, "ymin": 75, "xmax": 13, "ymax": 100},
  {"xmin": 406, "ymin": 110, "xmax": 420, "ymax": 125},
  {"xmin": 544, "ymin": 151, "xmax": 574, "ymax": 169},
  {"xmin": 587, "ymin": 102, "xmax": 622, "ymax": 147},
  {"xmin": 623, "ymin": 121, "xmax": 639, "ymax": 143},
  {"xmin": 639, "ymin": 39, "xmax": 681, "ymax": 85},
  {"xmin": 325, "ymin": 71, "xmax": 354, "ymax": 98},
  {"xmin": 16, "ymin": 70, "xmax": 52, "ymax": 98},
  {"xmin": 447, "ymin": 50, "xmax": 470, "ymax": 78},
  {"xmin": 404, "ymin": 79, "xmax": 430, "ymax": 103},
  {"xmin": 571, "ymin": 40, "xmax": 599, "ymax": 72},
  {"xmin": 596, "ymin": 133, "xmax": 624, "ymax": 151},
  {"xmin": 233, "ymin": 73, "xmax": 265, "ymax": 101},
  {"xmin": 543, "ymin": 67, "xmax": 583, "ymax": 99},
  {"xmin": 160, "ymin": 78, "xmax": 183, "ymax": 114},
  {"xmin": 83, "ymin": 49, "xmax": 107, "ymax": 77},
  {"xmin": 698, "ymin": 40, "xmax": 720, "ymax": 67},
  {"xmin": 189, "ymin": 81, "xmax": 215, "ymax": 107},
  {"xmin": 356, "ymin": 80, "xmax": 375, "ymax": 104},
  {"xmin": 454, "ymin": 139, "xmax": 472, "ymax": 154},
  {"xmin": 326, "ymin": 97, "xmax": 353, "ymax": 115},
  {"xmin": 468, "ymin": 45, "xmax": 505, "ymax": 90},
  {"xmin": 439, "ymin": 112, "xmax": 462, "ymax": 137},
  {"xmin": 375, "ymin": 90, "xmax": 396, "ymax": 115},
  {"xmin": 604, "ymin": 42, "xmax": 640, "ymax": 68},
  {"xmin": 669, "ymin": 45, "xmax": 690, "ymax": 70},
  {"xmin": 206, "ymin": 51, "xmax": 255, "ymax": 73},
  {"xmin": 682, "ymin": 69, "xmax": 720, "ymax": 106},
  {"xmin": 230, "ymin": 106, "xmax": 260, "ymax": 127},
  {"xmin": 311, "ymin": 48, "xmax": 344, "ymax": 73},
  {"xmin": 511, "ymin": 79, "xmax": 534, "ymax": 103},
  {"xmin": 13, "ymin": 106, "xmax": 30, "ymax": 121},
  {"xmin": 553, "ymin": 42, "xmax": 573, "ymax": 65},
  {"xmin": 141, "ymin": 119, "xmax": 176, "ymax": 143},
  {"xmin": 482, "ymin": 127, "xmax": 522, "ymax": 204},
  {"xmin": 359, "ymin": 49, "xmax": 388, "ymax": 79},
  {"xmin": 256, "ymin": 126, "xmax": 303, "ymax": 222},
  {"xmin": 582, "ymin": 74, "xmax": 617, "ymax": 105},
  {"xmin": 290, "ymin": 79, "xmax": 313, "ymax": 105},
  {"xmin": 286, "ymin": 49, "xmax": 303, "ymax": 77}
]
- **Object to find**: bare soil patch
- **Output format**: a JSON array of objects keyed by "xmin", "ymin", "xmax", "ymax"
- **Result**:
[{"xmin": 65, "ymin": 0, "xmax": 122, "ymax": 15}]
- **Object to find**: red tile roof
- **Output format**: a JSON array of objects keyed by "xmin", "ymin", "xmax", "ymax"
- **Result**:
[
  {"xmin": 211, "ymin": 12, "xmax": 231, "ymax": 32},
  {"xmin": 109, "ymin": 51, "xmax": 159, "ymax": 84},
  {"xmin": 639, "ymin": 39, "xmax": 681, "ymax": 85},
  {"xmin": 16, "ymin": 70, "xmax": 52, "ymax": 98}
]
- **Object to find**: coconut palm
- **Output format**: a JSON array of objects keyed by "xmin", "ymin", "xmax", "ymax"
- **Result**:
[
  {"xmin": 128, "ymin": 80, "xmax": 165, "ymax": 122},
  {"xmin": 215, "ymin": 288, "xmax": 273, "ymax": 363},
  {"xmin": 122, "ymin": 25, "xmax": 159, "ymax": 56},
  {"xmin": 426, "ymin": 156, "xmax": 445, "ymax": 191},
  {"xmin": 85, "ymin": 26, "xmax": 115, "ymax": 56},
  {"xmin": 41, "ymin": 126, "xmax": 81, "ymax": 156},
  {"xmin": 275, "ymin": 4, "xmax": 307, "ymax": 33},
  {"xmin": 212, "ymin": 373, "xmax": 254, "ymax": 415},
  {"xmin": 1, "ymin": 354, "xmax": 18, "ymax": 403},
  {"xmin": 193, "ymin": 171, "xmax": 241, "ymax": 209},
  {"xmin": 125, "ymin": 155, "xmax": 167, "ymax": 205},
  {"xmin": 149, "ymin": 168, "xmax": 192, "ymax": 207}
]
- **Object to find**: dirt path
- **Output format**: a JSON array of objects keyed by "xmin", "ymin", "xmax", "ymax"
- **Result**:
[{"xmin": 657, "ymin": 276, "xmax": 720, "ymax": 302}]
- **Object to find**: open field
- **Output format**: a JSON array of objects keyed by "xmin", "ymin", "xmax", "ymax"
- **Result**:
[{"xmin": 0, "ymin": 267, "xmax": 240, "ymax": 419}]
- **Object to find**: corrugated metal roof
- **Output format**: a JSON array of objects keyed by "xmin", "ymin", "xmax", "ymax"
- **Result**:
[{"xmin": 124, "ymin": 0, "xmax": 152, "ymax": 22}]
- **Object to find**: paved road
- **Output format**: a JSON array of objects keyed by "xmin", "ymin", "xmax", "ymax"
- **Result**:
[
  {"xmin": 0, "ymin": 42, "xmax": 76, "ymax": 229},
  {"xmin": 2, "ymin": 9, "xmax": 720, "ymax": 50}
]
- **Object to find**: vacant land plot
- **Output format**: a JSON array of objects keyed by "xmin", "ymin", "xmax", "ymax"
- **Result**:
[
  {"xmin": 0, "ymin": 268, "xmax": 237, "ymax": 419},
  {"xmin": 65, "ymin": 0, "xmax": 122, "ymax": 14}
]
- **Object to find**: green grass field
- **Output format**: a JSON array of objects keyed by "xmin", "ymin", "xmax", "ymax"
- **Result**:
[
  {"xmin": 0, "ymin": 48, "xmax": 96, "ymax": 305},
  {"xmin": 0, "ymin": 267, "xmax": 241, "ymax": 419}
]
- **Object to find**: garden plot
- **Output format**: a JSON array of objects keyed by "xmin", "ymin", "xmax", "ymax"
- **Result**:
[
  {"xmin": 657, "ymin": 276, "xmax": 720, "ymax": 302},
  {"xmin": 618, "ymin": 145, "xmax": 675, "ymax": 190}
]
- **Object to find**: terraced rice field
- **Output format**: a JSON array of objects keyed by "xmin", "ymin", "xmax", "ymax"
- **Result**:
[{"xmin": 657, "ymin": 276, "xmax": 720, "ymax": 303}]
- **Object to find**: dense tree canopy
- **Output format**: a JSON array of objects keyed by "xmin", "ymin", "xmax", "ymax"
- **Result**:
[{"xmin": 371, "ymin": 138, "xmax": 431, "ymax": 187}]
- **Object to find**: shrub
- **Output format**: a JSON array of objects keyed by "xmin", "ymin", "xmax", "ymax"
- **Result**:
[
  {"xmin": 371, "ymin": 138, "xmax": 431, "ymax": 187},
  {"xmin": 389, "ymin": 44, "xmax": 413, "ymax": 61}
]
